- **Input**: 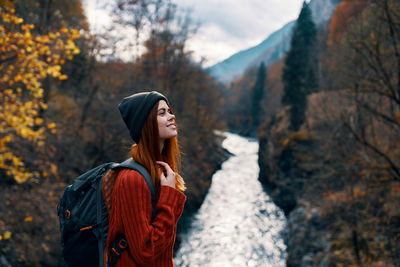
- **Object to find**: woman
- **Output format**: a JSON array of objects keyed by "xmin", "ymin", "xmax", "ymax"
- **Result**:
[{"xmin": 104, "ymin": 91, "xmax": 186, "ymax": 267}]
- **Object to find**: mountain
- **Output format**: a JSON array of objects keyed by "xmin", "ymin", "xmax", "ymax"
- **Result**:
[{"xmin": 208, "ymin": 0, "xmax": 342, "ymax": 83}]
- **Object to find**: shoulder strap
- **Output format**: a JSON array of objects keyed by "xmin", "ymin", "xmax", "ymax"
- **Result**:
[{"xmin": 112, "ymin": 158, "xmax": 156, "ymax": 221}]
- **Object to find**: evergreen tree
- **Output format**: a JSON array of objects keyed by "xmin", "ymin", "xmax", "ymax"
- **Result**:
[
  {"xmin": 251, "ymin": 62, "xmax": 266, "ymax": 133},
  {"xmin": 282, "ymin": 1, "xmax": 317, "ymax": 131}
]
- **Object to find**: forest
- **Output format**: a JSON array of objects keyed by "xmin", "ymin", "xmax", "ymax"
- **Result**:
[
  {"xmin": 0, "ymin": 0, "xmax": 227, "ymax": 265},
  {"xmin": 0, "ymin": 0, "xmax": 399, "ymax": 266},
  {"xmin": 224, "ymin": 0, "xmax": 399, "ymax": 266}
]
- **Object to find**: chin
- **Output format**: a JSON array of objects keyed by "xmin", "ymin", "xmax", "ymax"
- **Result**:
[
  {"xmin": 169, "ymin": 132, "xmax": 178, "ymax": 139},
  {"xmin": 160, "ymin": 131, "xmax": 177, "ymax": 140}
]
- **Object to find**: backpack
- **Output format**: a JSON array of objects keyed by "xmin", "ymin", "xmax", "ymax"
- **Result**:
[{"xmin": 57, "ymin": 158, "xmax": 156, "ymax": 267}]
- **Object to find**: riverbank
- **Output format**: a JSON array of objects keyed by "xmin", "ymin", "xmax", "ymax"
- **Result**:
[
  {"xmin": 180, "ymin": 130, "xmax": 230, "ymax": 215},
  {"xmin": 258, "ymin": 102, "xmax": 400, "ymax": 266}
]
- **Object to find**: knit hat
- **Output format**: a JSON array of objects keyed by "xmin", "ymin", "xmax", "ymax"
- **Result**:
[{"xmin": 118, "ymin": 91, "xmax": 168, "ymax": 143}]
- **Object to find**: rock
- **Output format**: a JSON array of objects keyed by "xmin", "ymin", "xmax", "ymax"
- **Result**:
[
  {"xmin": 0, "ymin": 255, "xmax": 10, "ymax": 267},
  {"xmin": 272, "ymin": 186, "xmax": 297, "ymax": 215}
]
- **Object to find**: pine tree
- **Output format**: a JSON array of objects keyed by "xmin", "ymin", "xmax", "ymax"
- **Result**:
[
  {"xmin": 251, "ymin": 62, "xmax": 266, "ymax": 133},
  {"xmin": 282, "ymin": 1, "xmax": 317, "ymax": 131}
]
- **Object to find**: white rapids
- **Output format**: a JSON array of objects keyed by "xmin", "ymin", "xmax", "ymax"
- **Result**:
[{"xmin": 174, "ymin": 132, "xmax": 287, "ymax": 267}]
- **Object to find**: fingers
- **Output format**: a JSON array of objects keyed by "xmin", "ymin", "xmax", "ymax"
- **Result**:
[
  {"xmin": 156, "ymin": 161, "xmax": 176, "ymax": 188},
  {"xmin": 156, "ymin": 161, "xmax": 173, "ymax": 176}
]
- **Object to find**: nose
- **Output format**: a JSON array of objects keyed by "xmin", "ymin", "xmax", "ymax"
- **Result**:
[{"xmin": 168, "ymin": 113, "xmax": 175, "ymax": 121}]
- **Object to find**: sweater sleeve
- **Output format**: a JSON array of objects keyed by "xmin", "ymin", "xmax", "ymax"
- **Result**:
[{"xmin": 115, "ymin": 169, "xmax": 186, "ymax": 265}]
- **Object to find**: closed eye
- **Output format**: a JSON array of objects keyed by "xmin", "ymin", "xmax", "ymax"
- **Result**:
[{"xmin": 158, "ymin": 108, "xmax": 166, "ymax": 115}]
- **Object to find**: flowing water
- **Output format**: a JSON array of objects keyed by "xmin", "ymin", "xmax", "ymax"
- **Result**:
[{"xmin": 175, "ymin": 132, "xmax": 287, "ymax": 267}]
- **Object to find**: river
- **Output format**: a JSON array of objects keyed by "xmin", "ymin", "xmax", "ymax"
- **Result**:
[{"xmin": 174, "ymin": 132, "xmax": 287, "ymax": 267}]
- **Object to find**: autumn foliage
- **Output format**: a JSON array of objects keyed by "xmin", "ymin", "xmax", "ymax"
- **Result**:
[
  {"xmin": 258, "ymin": 0, "xmax": 400, "ymax": 265},
  {"xmin": 328, "ymin": 0, "xmax": 368, "ymax": 44},
  {"xmin": 0, "ymin": 2, "xmax": 80, "ymax": 183},
  {"xmin": 1, "ymin": 0, "xmax": 227, "ymax": 265}
]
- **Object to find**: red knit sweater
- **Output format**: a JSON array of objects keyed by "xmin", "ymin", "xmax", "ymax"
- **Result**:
[{"xmin": 106, "ymin": 169, "xmax": 186, "ymax": 267}]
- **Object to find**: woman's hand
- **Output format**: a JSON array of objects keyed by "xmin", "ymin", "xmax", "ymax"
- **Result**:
[{"xmin": 156, "ymin": 161, "xmax": 176, "ymax": 188}]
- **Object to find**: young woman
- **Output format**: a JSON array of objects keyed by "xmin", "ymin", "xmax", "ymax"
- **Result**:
[{"xmin": 104, "ymin": 91, "xmax": 186, "ymax": 267}]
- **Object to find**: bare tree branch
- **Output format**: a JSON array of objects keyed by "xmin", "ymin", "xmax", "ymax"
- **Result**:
[{"xmin": 343, "ymin": 120, "xmax": 400, "ymax": 180}]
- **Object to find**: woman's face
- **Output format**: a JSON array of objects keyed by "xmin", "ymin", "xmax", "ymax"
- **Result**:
[{"xmin": 157, "ymin": 100, "xmax": 177, "ymax": 140}]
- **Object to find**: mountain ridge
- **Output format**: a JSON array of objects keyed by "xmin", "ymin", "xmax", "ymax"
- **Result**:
[{"xmin": 208, "ymin": 0, "xmax": 341, "ymax": 83}]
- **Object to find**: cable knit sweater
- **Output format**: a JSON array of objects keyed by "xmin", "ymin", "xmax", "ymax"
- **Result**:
[{"xmin": 106, "ymin": 169, "xmax": 186, "ymax": 267}]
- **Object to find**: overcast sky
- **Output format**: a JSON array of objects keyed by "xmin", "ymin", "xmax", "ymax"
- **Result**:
[{"xmin": 83, "ymin": 0, "xmax": 305, "ymax": 67}]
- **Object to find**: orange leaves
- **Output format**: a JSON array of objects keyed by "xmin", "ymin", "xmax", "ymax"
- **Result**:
[
  {"xmin": 325, "ymin": 186, "xmax": 367, "ymax": 204},
  {"xmin": 328, "ymin": 0, "xmax": 368, "ymax": 45},
  {"xmin": 391, "ymin": 185, "xmax": 400, "ymax": 197},
  {"xmin": 353, "ymin": 187, "xmax": 366, "ymax": 198},
  {"xmin": 324, "ymin": 190, "xmax": 351, "ymax": 203},
  {"xmin": 395, "ymin": 113, "xmax": 400, "ymax": 124},
  {"xmin": 0, "ymin": 3, "xmax": 80, "ymax": 183},
  {"xmin": 281, "ymin": 131, "xmax": 309, "ymax": 148}
]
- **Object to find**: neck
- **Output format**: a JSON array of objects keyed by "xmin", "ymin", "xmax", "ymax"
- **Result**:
[{"xmin": 160, "ymin": 139, "xmax": 165, "ymax": 154}]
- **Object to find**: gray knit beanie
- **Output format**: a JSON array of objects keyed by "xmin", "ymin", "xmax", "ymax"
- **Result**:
[{"xmin": 118, "ymin": 91, "xmax": 168, "ymax": 143}]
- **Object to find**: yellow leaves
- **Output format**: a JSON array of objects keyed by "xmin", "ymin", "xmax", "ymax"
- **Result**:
[
  {"xmin": 50, "ymin": 164, "xmax": 58, "ymax": 174},
  {"xmin": 14, "ymin": 73, "xmax": 22, "ymax": 82},
  {"xmin": 71, "ymin": 29, "xmax": 80, "ymax": 39},
  {"xmin": 0, "ymin": 136, "xmax": 12, "ymax": 144},
  {"xmin": 73, "ymin": 47, "xmax": 80, "ymax": 55},
  {"xmin": 33, "ymin": 88, "xmax": 43, "ymax": 98},
  {"xmin": 20, "ymin": 24, "xmax": 34, "ymax": 31},
  {"xmin": 14, "ymin": 18, "xmax": 23, "ymax": 24},
  {"xmin": 19, "ymin": 128, "xmax": 30, "ymax": 138},
  {"xmin": 35, "ymin": 35, "xmax": 50, "ymax": 44},
  {"xmin": 50, "ymin": 164, "xmax": 58, "ymax": 178},
  {"xmin": 47, "ymin": 123, "xmax": 56, "ymax": 129},
  {"xmin": 4, "ymin": 231, "xmax": 11, "ymax": 239},
  {"xmin": 13, "ymin": 172, "xmax": 31, "ymax": 184},
  {"xmin": 12, "ymin": 156, "xmax": 21, "ymax": 167},
  {"xmin": 59, "ymin": 27, "xmax": 69, "ymax": 33},
  {"xmin": 35, "ymin": 117, "xmax": 43, "ymax": 125},
  {"xmin": 3, "ymin": 231, "xmax": 11, "ymax": 240},
  {"xmin": 46, "ymin": 65, "xmax": 61, "ymax": 77},
  {"xmin": 59, "ymin": 74, "xmax": 68, "ymax": 80},
  {"xmin": 40, "ymin": 102, "xmax": 48, "ymax": 110},
  {"xmin": 0, "ymin": 4, "xmax": 80, "ymax": 183},
  {"xmin": 48, "ymin": 32, "xmax": 57, "ymax": 39}
]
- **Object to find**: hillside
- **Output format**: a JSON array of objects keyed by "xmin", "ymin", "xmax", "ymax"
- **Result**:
[
  {"xmin": 257, "ymin": 1, "xmax": 400, "ymax": 265},
  {"xmin": 208, "ymin": 0, "xmax": 341, "ymax": 83}
]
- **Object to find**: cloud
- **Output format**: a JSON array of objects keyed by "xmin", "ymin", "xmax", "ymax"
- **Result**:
[
  {"xmin": 173, "ymin": 0, "xmax": 304, "ymax": 66},
  {"xmin": 83, "ymin": 0, "xmax": 304, "ymax": 66}
]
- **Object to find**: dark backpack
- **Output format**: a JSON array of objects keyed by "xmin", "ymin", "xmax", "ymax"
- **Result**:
[{"xmin": 57, "ymin": 158, "xmax": 156, "ymax": 267}]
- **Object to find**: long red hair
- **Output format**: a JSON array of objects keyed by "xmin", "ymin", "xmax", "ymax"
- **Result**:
[{"xmin": 131, "ymin": 101, "xmax": 185, "ymax": 194}]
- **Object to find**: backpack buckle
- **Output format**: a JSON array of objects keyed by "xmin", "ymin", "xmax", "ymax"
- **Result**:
[
  {"xmin": 108, "ymin": 234, "xmax": 128, "ymax": 267},
  {"xmin": 118, "ymin": 239, "xmax": 127, "ymax": 249}
]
